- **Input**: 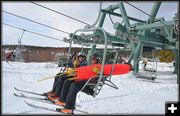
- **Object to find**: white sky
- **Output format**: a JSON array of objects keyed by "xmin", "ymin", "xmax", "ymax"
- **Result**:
[{"xmin": 2, "ymin": 1, "xmax": 178, "ymax": 47}]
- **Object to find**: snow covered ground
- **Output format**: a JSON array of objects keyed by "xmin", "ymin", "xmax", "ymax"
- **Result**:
[{"xmin": 2, "ymin": 61, "xmax": 178, "ymax": 115}]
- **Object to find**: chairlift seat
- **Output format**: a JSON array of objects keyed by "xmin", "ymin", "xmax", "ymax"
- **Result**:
[
  {"xmin": 144, "ymin": 68, "xmax": 156, "ymax": 72},
  {"xmin": 80, "ymin": 75, "xmax": 117, "ymax": 96},
  {"xmin": 135, "ymin": 73, "xmax": 156, "ymax": 81}
]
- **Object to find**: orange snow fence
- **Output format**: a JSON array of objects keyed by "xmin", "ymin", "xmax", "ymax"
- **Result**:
[{"xmin": 75, "ymin": 64, "xmax": 131, "ymax": 81}]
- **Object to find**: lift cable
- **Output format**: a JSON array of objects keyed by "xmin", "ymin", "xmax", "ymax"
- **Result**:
[
  {"xmin": 30, "ymin": 1, "xmax": 90, "ymax": 26},
  {"xmin": 124, "ymin": 1, "xmax": 153, "ymax": 18},
  {"xmin": 3, "ymin": 10, "xmax": 70, "ymax": 35},
  {"xmin": 18, "ymin": 29, "xmax": 25, "ymax": 47},
  {"xmin": 3, "ymin": 23, "xmax": 65, "ymax": 42},
  {"xmin": 109, "ymin": 14, "xmax": 115, "ymax": 25}
]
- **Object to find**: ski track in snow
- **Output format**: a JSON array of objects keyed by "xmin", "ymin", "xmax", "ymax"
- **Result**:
[{"xmin": 2, "ymin": 61, "xmax": 178, "ymax": 114}]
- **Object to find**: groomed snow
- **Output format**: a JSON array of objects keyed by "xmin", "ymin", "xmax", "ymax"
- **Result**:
[{"xmin": 2, "ymin": 61, "xmax": 178, "ymax": 114}]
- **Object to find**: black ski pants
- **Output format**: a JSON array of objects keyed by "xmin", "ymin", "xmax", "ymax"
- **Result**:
[
  {"xmin": 51, "ymin": 74, "xmax": 73, "ymax": 96},
  {"xmin": 59, "ymin": 80, "xmax": 94, "ymax": 110}
]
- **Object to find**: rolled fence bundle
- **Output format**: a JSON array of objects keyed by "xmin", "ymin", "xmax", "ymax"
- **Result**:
[{"xmin": 75, "ymin": 64, "xmax": 131, "ymax": 81}]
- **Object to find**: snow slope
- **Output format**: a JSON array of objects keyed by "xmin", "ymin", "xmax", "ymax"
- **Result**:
[{"xmin": 2, "ymin": 61, "xmax": 178, "ymax": 114}]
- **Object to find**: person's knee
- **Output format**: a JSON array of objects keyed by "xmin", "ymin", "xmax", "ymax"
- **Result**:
[
  {"xmin": 64, "ymin": 80, "xmax": 72, "ymax": 86},
  {"xmin": 55, "ymin": 76, "xmax": 59, "ymax": 81},
  {"xmin": 70, "ymin": 83, "xmax": 76, "ymax": 88},
  {"xmin": 69, "ymin": 82, "xmax": 81, "ymax": 92},
  {"xmin": 57, "ymin": 76, "xmax": 66, "ymax": 82}
]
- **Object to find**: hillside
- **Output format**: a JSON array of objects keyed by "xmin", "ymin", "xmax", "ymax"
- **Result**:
[{"xmin": 2, "ymin": 61, "xmax": 177, "ymax": 114}]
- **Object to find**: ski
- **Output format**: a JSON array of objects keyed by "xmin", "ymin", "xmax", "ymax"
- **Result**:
[
  {"xmin": 14, "ymin": 86, "xmax": 46, "ymax": 96},
  {"xmin": 136, "ymin": 75, "xmax": 156, "ymax": 81},
  {"xmin": 14, "ymin": 93, "xmax": 81, "ymax": 108},
  {"xmin": 14, "ymin": 93, "xmax": 49, "ymax": 101},
  {"xmin": 24, "ymin": 100, "xmax": 64, "ymax": 114},
  {"xmin": 139, "ymin": 79, "xmax": 161, "ymax": 83},
  {"xmin": 24, "ymin": 100, "xmax": 89, "ymax": 114},
  {"xmin": 6, "ymin": 61, "xmax": 16, "ymax": 69}
]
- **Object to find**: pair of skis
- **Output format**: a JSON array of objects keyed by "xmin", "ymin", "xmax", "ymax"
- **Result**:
[{"xmin": 14, "ymin": 87, "xmax": 88, "ymax": 114}]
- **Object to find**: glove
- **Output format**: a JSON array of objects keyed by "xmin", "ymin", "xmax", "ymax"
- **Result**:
[
  {"xmin": 91, "ymin": 66, "xmax": 100, "ymax": 75},
  {"xmin": 65, "ymin": 68, "xmax": 77, "ymax": 76},
  {"xmin": 67, "ymin": 77, "xmax": 78, "ymax": 81},
  {"xmin": 74, "ymin": 60, "xmax": 80, "ymax": 68}
]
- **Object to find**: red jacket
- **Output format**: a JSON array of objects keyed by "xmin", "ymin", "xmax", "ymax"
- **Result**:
[{"xmin": 6, "ymin": 51, "xmax": 14, "ymax": 60}]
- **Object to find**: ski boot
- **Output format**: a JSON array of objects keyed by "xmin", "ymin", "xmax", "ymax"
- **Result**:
[
  {"xmin": 47, "ymin": 93, "xmax": 60, "ymax": 101},
  {"xmin": 56, "ymin": 108, "xmax": 74, "ymax": 114},
  {"xmin": 42, "ymin": 91, "xmax": 54, "ymax": 96},
  {"xmin": 52, "ymin": 100, "xmax": 65, "ymax": 106}
]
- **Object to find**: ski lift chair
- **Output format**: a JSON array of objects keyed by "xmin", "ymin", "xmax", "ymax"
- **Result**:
[
  {"xmin": 13, "ymin": 30, "xmax": 25, "ymax": 62},
  {"xmin": 134, "ymin": 57, "xmax": 157, "ymax": 81},
  {"xmin": 80, "ymin": 75, "xmax": 119, "ymax": 97},
  {"xmin": 79, "ymin": 48, "xmax": 119, "ymax": 97},
  {"xmin": 67, "ymin": 27, "xmax": 124, "ymax": 97},
  {"xmin": 144, "ymin": 58, "xmax": 157, "ymax": 72}
]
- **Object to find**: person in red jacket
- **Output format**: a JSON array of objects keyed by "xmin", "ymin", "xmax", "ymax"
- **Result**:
[{"xmin": 6, "ymin": 50, "xmax": 14, "ymax": 62}]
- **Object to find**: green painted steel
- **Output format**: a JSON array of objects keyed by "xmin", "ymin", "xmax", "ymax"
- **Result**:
[
  {"xmin": 87, "ymin": 12, "xmax": 106, "ymax": 64},
  {"xmin": 114, "ymin": 22, "xmax": 127, "ymax": 33},
  {"xmin": 147, "ymin": 2, "xmax": 161, "ymax": 24},
  {"xmin": 68, "ymin": 1, "xmax": 178, "ymax": 76},
  {"xmin": 93, "ymin": 30, "xmax": 127, "ymax": 44},
  {"xmin": 101, "ymin": 9, "xmax": 146, "ymax": 23},
  {"xmin": 98, "ymin": 12, "xmax": 106, "ymax": 27},
  {"xmin": 87, "ymin": 45, "xmax": 96, "ymax": 65},
  {"xmin": 119, "ymin": 2, "xmax": 130, "ymax": 28},
  {"xmin": 133, "ymin": 21, "xmax": 174, "ymax": 31},
  {"xmin": 133, "ymin": 43, "xmax": 143, "ymax": 73},
  {"xmin": 105, "ymin": 3, "xmax": 119, "ymax": 11}
]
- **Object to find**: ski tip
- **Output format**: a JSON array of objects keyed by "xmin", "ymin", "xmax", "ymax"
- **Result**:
[
  {"xmin": 14, "ymin": 86, "xmax": 21, "ymax": 91},
  {"xmin": 14, "ymin": 93, "xmax": 18, "ymax": 96},
  {"xmin": 56, "ymin": 108, "xmax": 61, "ymax": 112},
  {"xmin": 19, "ymin": 92, "xmax": 24, "ymax": 96},
  {"xmin": 56, "ymin": 108, "xmax": 74, "ymax": 114},
  {"xmin": 14, "ymin": 86, "xmax": 17, "ymax": 90},
  {"xmin": 24, "ymin": 100, "xmax": 28, "ymax": 103},
  {"xmin": 24, "ymin": 100, "xmax": 31, "ymax": 106},
  {"xmin": 14, "ymin": 92, "xmax": 22, "ymax": 97}
]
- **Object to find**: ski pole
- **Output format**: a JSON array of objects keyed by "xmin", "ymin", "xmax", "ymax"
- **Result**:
[
  {"xmin": 36, "ymin": 71, "xmax": 70, "ymax": 83},
  {"xmin": 36, "ymin": 76, "xmax": 55, "ymax": 83}
]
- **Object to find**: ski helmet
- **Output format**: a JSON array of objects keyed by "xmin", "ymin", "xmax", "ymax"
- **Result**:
[
  {"xmin": 91, "ymin": 52, "xmax": 100, "ymax": 63},
  {"xmin": 77, "ymin": 51, "xmax": 86, "ymax": 59}
]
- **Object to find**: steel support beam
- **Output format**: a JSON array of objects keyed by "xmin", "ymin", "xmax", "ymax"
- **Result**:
[
  {"xmin": 105, "ymin": 3, "xmax": 119, "ymax": 11},
  {"xmin": 147, "ymin": 2, "xmax": 161, "ymax": 24},
  {"xmin": 88, "ymin": 12, "xmax": 107, "ymax": 64},
  {"xmin": 101, "ymin": 9, "xmax": 146, "ymax": 23},
  {"xmin": 93, "ymin": 29, "xmax": 174, "ymax": 48},
  {"xmin": 87, "ymin": 45, "xmax": 96, "ymax": 65},
  {"xmin": 98, "ymin": 12, "xmax": 106, "ymax": 27},
  {"xmin": 93, "ymin": 30, "xmax": 126, "ymax": 44},
  {"xmin": 133, "ymin": 21, "xmax": 174, "ymax": 31},
  {"xmin": 119, "ymin": 2, "xmax": 130, "ymax": 28},
  {"xmin": 133, "ymin": 43, "xmax": 143, "ymax": 73}
]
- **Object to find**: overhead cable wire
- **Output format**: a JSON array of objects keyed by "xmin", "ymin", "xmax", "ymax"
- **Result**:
[
  {"xmin": 3, "ymin": 10, "xmax": 70, "ymax": 34},
  {"xmin": 3, "ymin": 23, "xmax": 65, "ymax": 42},
  {"xmin": 109, "ymin": 14, "xmax": 115, "ymax": 25},
  {"xmin": 124, "ymin": 1, "xmax": 153, "ymax": 17},
  {"xmin": 30, "ymin": 1, "xmax": 90, "ymax": 26}
]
